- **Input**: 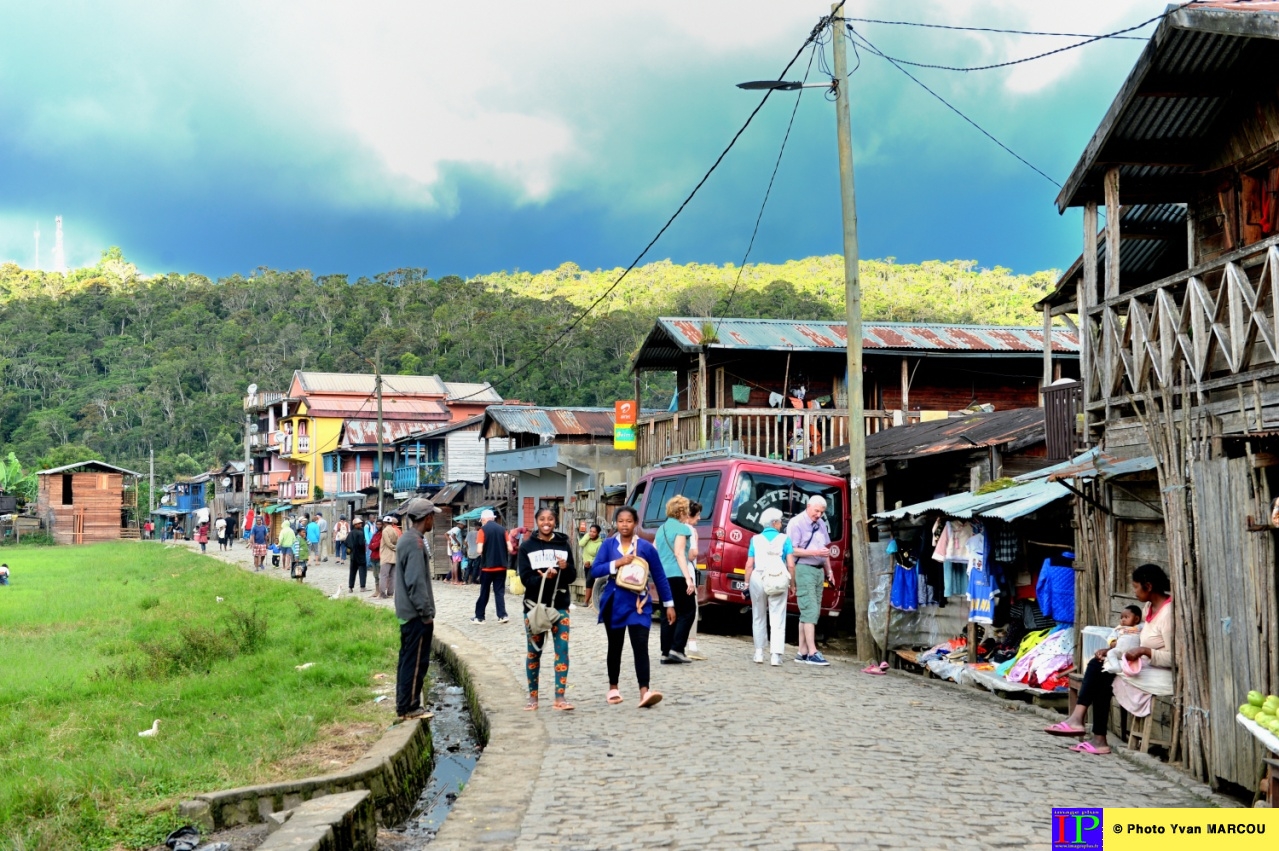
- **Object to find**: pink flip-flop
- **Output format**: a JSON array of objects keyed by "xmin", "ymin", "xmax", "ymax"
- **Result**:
[
  {"xmin": 1070, "ymin": 740, "xmax": 1111, "ymax": 755},
  {"xmin": 861, "ymin": 662, "xmax": 888, "ymax": 675},
  {"xmin": 1044, "ymin": 721, "xmax": 1086, "ymax": 736}
]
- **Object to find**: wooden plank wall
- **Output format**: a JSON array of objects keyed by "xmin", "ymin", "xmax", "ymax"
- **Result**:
[
  {"xmin": 38, "ymin": 472, "xmax": 125, "ymax": 545},
  {"xmin": 1190, "ymin": 454, "xmax": 1269, "ymax": 790}
]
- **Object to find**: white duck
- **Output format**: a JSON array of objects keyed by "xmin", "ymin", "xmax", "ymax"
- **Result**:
[{"xmin": 138, "ymin": 719, "xmax": 160, "ymax": 737}]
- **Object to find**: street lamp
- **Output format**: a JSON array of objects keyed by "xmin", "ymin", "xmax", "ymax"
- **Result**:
[{"xmin": 736, "ymin": 7, "xmax": 871, "ymax": 662}]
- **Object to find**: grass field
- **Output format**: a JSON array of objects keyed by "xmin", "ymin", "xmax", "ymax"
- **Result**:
[{"xmin": 0, "ymin": 543, "xmax": 402, "ymax": 851}]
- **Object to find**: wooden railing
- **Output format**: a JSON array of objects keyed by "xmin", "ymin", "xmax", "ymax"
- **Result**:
[
  {"xmin": 251, "ymin": 471, "xmax": 289, "ymax": 491},
  {"xmin": 1083, "ymin": 236, "xmax": 1279, "ymax": 411},
  {"xmin": 277, "ymin": 479, "xmax": 309, "ymax": 500},
  {"xmin": 323, "ymin": 471, "xmax": 375, "ymax": 494},
  {"xmin": 635, "ymin": 408, "xmax": 918, "ymax": 468}
]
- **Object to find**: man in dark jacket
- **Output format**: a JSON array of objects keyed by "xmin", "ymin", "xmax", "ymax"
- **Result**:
[
  {"xmin": 471, "ymin": 509, "xmax": 510, "ymax": 623},
  {"xmin": 347, "ymin": 517, "xmax": 368, "ymax": 593},
  {"xmin": 394, "ymin": 497, "xmax": 440, "ymax": 721}
]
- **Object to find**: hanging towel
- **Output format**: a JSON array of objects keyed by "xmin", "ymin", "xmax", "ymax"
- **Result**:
[{"xmin": 768, "ymin": 392, "xmax": 784, "ymax": 408}]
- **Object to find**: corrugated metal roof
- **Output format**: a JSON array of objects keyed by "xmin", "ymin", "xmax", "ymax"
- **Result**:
[
  {"xmin": 874, "ymin": 480, "xmax": 1071, "ymax": 522},
  {"xmin": 1019, "ymin": 447, "xmax": 1157, "ymax": 483},
  {"xmin": 804, "ymin": 408, "xmax": 1045, "ymax": 477},
  {"xmin": 480, "ymin": 406, "xmax": 616, "ymax": 439},
  {"xmin": 444, "ymin": 382, "xmax": 504, "ymax": 403},
  {"xmin": 341, "ymin": 419, "xmax": 447, "ymax": 446},
  {"xmin": 37, "ymin": 460, "xmax": 141, "ymax": 477},
  {"xmin": 304, "ymin": 396, "xmax": 450, "ymax": 421},
  {"xmin": 389, "ymin": 414, "xmax": 486, "ymax": 445},
  {"xmin": 295, "ymin": 371, "xmax": 447, "ymax": 396},
  {"xmin": 1058, "ymin": 4, "xmax": 1279, "ymax": 211},
  {"xmin": 635, "ymin": 318, "xmax": 1078, "ymax": 370}
]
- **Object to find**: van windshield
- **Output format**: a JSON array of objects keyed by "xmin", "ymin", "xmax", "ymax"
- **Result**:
[{"xmin": 729, "ymin": 472, "xmax": 843, "ymax": 541}]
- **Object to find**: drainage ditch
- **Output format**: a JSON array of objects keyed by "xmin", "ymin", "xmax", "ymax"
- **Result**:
[{"xmin": 380, "ymin": 665, "xmax": 481, "ymax": 849}]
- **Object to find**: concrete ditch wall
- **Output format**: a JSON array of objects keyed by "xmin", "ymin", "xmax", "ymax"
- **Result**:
[
  {"xmin": 256, "ymin": 791, "xmax": 376, "ymax": 851},
  {"xmin": 179, "ymin": 716, "xmax": 430, "ymax": 834}
]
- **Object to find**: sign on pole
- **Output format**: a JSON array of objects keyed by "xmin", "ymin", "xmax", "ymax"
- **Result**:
[{"xmin": 614, "ymin": 400, "xmax": 637, "ymax": 450}]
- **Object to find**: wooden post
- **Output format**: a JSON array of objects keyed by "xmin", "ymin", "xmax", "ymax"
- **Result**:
[
  {"xmin": 1041, "ymin": 304, "xmax": 1052, "ymax": 406},
  {"xmin": 1186, "ymin": 204, "xmax": 1197, "ymax": 268},
  {"xmin": 1104, "ymin": 167, "xmax": 1121, "ymax": 300},
  {"xmin": 1081, "ymin": 202, "xmax": 1098, "ymax": 440},
  {"xmin": 698, "ymin": 349, "xmax": 708, "ymax": 448},
  {"xmin": 900, "ymin": 357, "xmax": 909, "ymax": 414}
]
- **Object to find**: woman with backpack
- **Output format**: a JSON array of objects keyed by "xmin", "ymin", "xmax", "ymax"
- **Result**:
[
  {"xmin": 517, "ymin": 508, "xmax": 577, "ymax": 712},
  {"xmin": 743, "ymin": 507, "xmax": 794, "ymax": 666},
  {"xmin": 590, "ymin": 506, "xmax": 676, "ymax": 708}
]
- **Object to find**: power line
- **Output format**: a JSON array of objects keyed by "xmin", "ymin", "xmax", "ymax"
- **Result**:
[
  {"xmin": 450, "ymin": 5, "xmax": 845, "ymax": 402},
  {"xmin": 843, "ymin": 17, "xmax": 1150, "ymax": 41},
  {"xmin": 839, "ymin": 4, "xmax": 1191, "ymax": 73},
  {"xmin": 714, "ymin": 43, "xmax": 818, "ymax": 335},
  {"xmin": 847, "ymin": 27, "xmax": 1061, "ymax": 189}
]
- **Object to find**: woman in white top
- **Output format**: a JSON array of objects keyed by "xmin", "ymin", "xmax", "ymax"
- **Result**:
[{"xmin": 743, "ymin": 508, "xmax": 795, "ymax": 667}]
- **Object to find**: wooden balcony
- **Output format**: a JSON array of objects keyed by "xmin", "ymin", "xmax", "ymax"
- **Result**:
[
  {"xmin": 635, "ymin": 407, "xmax": 918, "ymax": 468},
  {"xmin": 277, "ymin": 479, "xmax": 310, "ymax": 500},
  {"xmin": 323, "ymin": 471, "xmax": 375, "ymax": 495},
  {"xmin": 1082, "ymin": 234, "xmax": 1279, "ymax": 414},
  {"xmin": 251, "ymin": 471, "xmax": 289, "ymax": 492}
]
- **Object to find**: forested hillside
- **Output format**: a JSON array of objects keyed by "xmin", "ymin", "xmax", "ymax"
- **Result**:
[{"xmin": 0, "ymin": 249, "xmax": 1056, "ymax": 482}]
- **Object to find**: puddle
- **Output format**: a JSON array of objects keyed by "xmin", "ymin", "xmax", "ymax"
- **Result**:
[{"xmin": 381, "ymin": 665, "xmax": 481, "ymax": 848}]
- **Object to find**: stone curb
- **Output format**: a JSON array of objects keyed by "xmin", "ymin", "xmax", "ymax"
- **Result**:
[
  {"xmin": 255, "ymin": 790, "xmax": 376, "ymax": 851},
  {"xmin": 428, "ymin": 622, "xmax": 547, "ymax": 850},
  {"xmin": 178, "ymin": 717, "xmax": 431, "ymax": 832},
  {"xmin": 888, "ymin": 669, "xmax": 1238, "ymax": 808}
]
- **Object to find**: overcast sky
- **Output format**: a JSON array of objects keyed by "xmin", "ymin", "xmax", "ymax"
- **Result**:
[{"xmin": 0, "ymin": 1, "xmax": 1172, "ymax": 278}]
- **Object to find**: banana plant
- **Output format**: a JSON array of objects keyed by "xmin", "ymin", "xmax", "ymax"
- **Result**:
[{"xmin": 0, "ymin": 452, "xmax": 37, "ymax": 503}]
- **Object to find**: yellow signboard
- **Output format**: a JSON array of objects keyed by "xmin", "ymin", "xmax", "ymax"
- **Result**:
[{"xmin": 614, "ymin": 425, "xmax": 636, "ymax": 451}]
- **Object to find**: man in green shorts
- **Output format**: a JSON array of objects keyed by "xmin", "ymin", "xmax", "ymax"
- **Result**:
[{"xmin": 786, "ymin": 495, "xmax": 834, "ymax": 666}]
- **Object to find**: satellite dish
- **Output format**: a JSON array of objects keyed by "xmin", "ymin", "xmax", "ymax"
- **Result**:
[
  {"xmin": 247, "ymin": 383, "xmax": 258, "ymax": 396},
  {"xmin": 249, "ymin": 423, "xmax": 259, "ymax": 434},
  {"xmin": 221, "ymin": 477, "xmax": 232, "ymax": 488}
]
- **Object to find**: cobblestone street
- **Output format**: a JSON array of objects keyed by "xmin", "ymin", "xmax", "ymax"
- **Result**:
[{"xmin": 186, "ymin": 541, "xmax": 1223, "ymax": 849}]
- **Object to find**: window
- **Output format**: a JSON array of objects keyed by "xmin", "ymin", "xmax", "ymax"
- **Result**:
[
  {"xmin": 61, "ymin": 474, "xmax": 74, "ymax": 506},
  {"xmin": 680, "ymin": 473, "xmax": 721, "ymax": 518},
  {"xmin": 627, "ymin": 480, "xmax": 647, "ymax": 510},
  {"xmin": 642, "ymin": 477, "xmax": 681, "ymax": 527},
  {"xmin": 729, "ymin": 472, "xmax": 843, "ymax": 540}
]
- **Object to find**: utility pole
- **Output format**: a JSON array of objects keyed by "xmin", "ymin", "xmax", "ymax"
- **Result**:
[
  {"xmin": 149, "ymin": 443, "xmax": 155, "ymax": 514},
  {"xmin": 375, "ymin": 356, "xmax": 385, "ymax": 517},
  {"xmin": 243, "ymin": 412, "xmax": 252, "ymax": 523},
  {"xmin": 831, "ymin": 3, "xmax": 872, "ymax": 661}
]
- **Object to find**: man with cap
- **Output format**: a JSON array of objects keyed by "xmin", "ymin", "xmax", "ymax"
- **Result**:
[
  {"xmin": 395, "ymin": 497, "xmax": 440, "ymax": 721},
  {"xmin": 471, "ymin": 509, "xmax": 510, "ymax": 623},
  {"xmin": 379, "ymin": 513, "xmax": 401, "ymax": 599}
]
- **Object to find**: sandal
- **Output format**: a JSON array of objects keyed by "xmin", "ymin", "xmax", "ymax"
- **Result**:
[
  {"xmin": 638, "ymin": 690, "xmax": 663, "ymax": 708},
  {"xmin": 1070, "ymin": 740, "xmax": 1111, "ymax": 755},
  {"xmin": 861, "ymin": 661, "xmax": 889, "ymax": 676},
  {"xmin": 523, "ymin": 700, "xmax": 538, "ymax": 711},
  {"xmin": 1044, "ymin": 721, "xmax": 1086, "ymax": 737},
  {"xmin": 552, "ymin": 700, "xmax": 575, "ymax": 711},
  {"xmin": 606, "ymin": 689, "xmax": 623, "ymax": 705}
]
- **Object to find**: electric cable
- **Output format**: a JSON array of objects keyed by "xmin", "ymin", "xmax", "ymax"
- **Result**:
[
  {"xmin": 847, "ymin": 27, "xmax": 1061, "ymax": 189},
  {"xmin": 448, "ymin": 3, "xmax": 848, "ymax": 402},
  {"xmin": 713, "ymin": 42, "xmax": 819, "ymax": 338},
  {"xmin": 842, "ymin": 17, "xmax": 1150, "ymax": 41}
]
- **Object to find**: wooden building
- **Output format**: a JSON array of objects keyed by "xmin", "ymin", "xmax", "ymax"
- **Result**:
[
  {"xmin": 36, "ymin": 460, "xmax": 141, "ymax": 545},
  {"xmin": 1038, "ymin": 1, "xmax": 1279, "ymax": 791},
  {"xmin": 631, "ymin": 317, "xmax": 1078, "ymax": 468}
]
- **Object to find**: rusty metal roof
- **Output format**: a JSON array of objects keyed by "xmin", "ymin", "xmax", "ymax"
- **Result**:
[
  {"xmin": 635, "ymin": 318, "xmax": 1077, "ymax": 370},
  {"xmin": 803, "ymin": 408, "xmax": 1046, "ymax": 477},
  {"xmin": 1057, "ymin": 3, "xmax": 1279, "ymax": 211},
  {"xmin": 389, "ymin": 414, "xmax": 486, "ymax": 446},
  {"xmin": 341, "ymin": 419, "xmax": 456, "ymax": 447},
  {"xmin": 480, "ymin": 406, "xmax": 616, "ymax": 440},
  {"xmin": 444, "ymin": 382, "xmax": 504, "ymax": 403}
]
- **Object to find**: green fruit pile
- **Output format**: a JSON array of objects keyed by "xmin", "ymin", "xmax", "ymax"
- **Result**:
[{"xmin": 1241, "ymin": 691, "xmax": 1279, "ymax": 733}]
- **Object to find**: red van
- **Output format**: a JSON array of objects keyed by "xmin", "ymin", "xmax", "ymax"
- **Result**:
[{"xmin": 627, "ymin": 451, "xmax": 847, "ymax": 619}]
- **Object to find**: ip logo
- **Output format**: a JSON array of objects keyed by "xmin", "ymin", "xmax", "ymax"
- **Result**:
[{"xmin": 1052, "ymin": 808, "xmax": 1104, "ymax": 850}]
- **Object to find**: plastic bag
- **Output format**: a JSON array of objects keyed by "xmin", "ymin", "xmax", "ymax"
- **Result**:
[{"xmin": 507, "ymin": 568, "xmax": 525, "ymax": 595}]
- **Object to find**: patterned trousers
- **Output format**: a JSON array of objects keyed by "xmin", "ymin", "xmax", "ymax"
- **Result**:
[{"xmin": 525, "ymin": 610, "xmax": 570, "ymax": 701}]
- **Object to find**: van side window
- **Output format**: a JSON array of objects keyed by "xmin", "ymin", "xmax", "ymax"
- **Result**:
[
  {"xmin": 643, "ymin": 477, "xmax": 681, "ymax": 527},
  {"xmin": 681, "ymin": 473, "xmax": 720, "ymax": 519},
  {"xmin": 627, "ymin": 481, "xmax": 647, "ymax": 511},
  {"xmin": 729, "ymin": 472, "xmax": 843, "ymax": 540}
]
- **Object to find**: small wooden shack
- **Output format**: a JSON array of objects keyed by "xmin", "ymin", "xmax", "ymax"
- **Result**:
[{"xmin": 36, "ymin": 460, "xmax": 141, "ymax": 545}]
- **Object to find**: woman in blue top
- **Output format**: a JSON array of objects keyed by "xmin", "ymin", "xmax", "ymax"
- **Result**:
[
  {"xmin": 590, "ymin": 506, "xmax": 675, "ymax": 708},
  {"xmin": 743, "ymin": 507, "xmax": 794, "ymax": 666},
  {"xmin": 654, "ymin": 495, "xmax": 697, "ymax": 664}
]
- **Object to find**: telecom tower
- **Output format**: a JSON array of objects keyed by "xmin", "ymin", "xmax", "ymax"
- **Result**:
[{"xmin": 52, "ymin": 215, "xmax": 66, "ymax": 274}]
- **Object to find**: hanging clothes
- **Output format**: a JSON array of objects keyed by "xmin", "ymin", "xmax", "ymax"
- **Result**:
[
  {"xmin": 991, "ymin": 523, "xmax": 1019, "ymax": 564},
  {"xmin": 942, "ymin": 560, "xmax": 967, "ymax": 597},
  {"xmin": 1035, "ymin": 557, "xmax": 1076, "ymax": 624},
  {"xmin": 890, "ymin": 563, "xmax": 919, "ymax": 611},
  {"xmin": 931, "ymin": 520, "xmax": 974, "ymax": 563},
  {"xmin": 965, "ymin": 529, "xmax": 996, "ymax": 625},
  {"xmin": 916, "ymin": 533, "xmax": 945, "ymax": 607}
]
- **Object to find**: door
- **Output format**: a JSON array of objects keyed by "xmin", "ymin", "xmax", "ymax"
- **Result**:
[{"xmin": 1190, "ymin": 454, "xmax": 1269, "ymax": 789}]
